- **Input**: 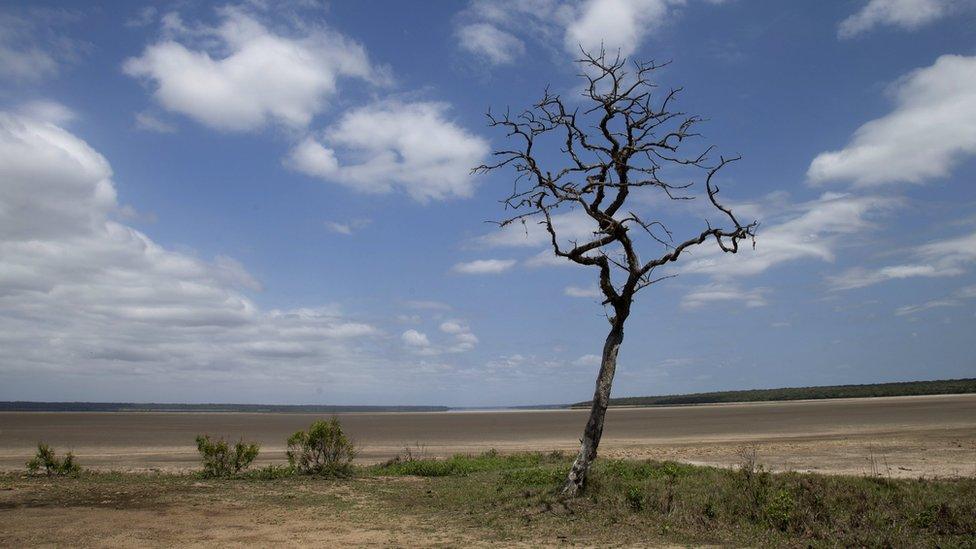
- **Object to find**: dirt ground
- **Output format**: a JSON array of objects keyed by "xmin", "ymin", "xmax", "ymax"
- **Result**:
[
  {"xmin": 602, "ymin": 427, "xmax": 976, "ymax": 478},
  {"xmin": 0, "ymin": 476, "xmax": 507, "ymax": 548}
]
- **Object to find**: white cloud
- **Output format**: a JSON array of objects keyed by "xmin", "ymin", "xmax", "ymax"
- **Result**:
[
  {"xmin": 456, "ymin": 23, "xmax": 525, "ymax": 65},
  {"xmin": 439, "ymin": 320, "xmax": 479, "ymax": 352},
  {"xmin": 124, "ymin": 6, "xmax": 387, "ymax": 131},
  {"xmin": 456, "ymin": 0, "xmax": 721, "ymax": 64},
  {"xmin": 476, "ymin": 209, "xmax": 597, "ymax": 248},
  {"xmin": 0, "ymin": 111, "xmax": 417, "ymax": 399},
  {"xmin": 828, "ymin": 230, "xmax": 976, "ymax": 290},
  {"xmin": 402, "ymin": 321, "xmax": 478, "ymax": 354},
  {"xmin": 564, "ymin": 285, "xmax": 601, "ymax": 298},
  {"xmin": 451, "ymin": 258, "xmax": 517, "ymax": 275},
  {"xmin": 808, "ymin": 54, "xmax": 976, "ymax": 186},
  {"xmin": 682, "ymin": 193, "xmax": 897, "ymax": 278},
  {"xmin": 838, "ymin": 0, "xmax": 953, "ymax": 38},
  {"xmin": 573, "ymin": 353, "xmax": 602, "ymax": 366},
  {"xmin": 325, "ymin": 222, "xmax": 352, "ymax": 235},
  {"xmin": 564, "ymin": 0, "xmax": 675, "ymax": 58},
  {"xmin": 401, "ymin": 329, "xmax": 431, "ymax": 347},
  {"xmin": 324, "ymin": 218, "xmax": 370, "ymax": 235},
  {"xmin": 285, "ymin": 101, "xmax": 489, "ymax": 202},
  {"xmin": 681, "ymin": 283, "xmax": 768, "ymax": 309},
  {"xmin": 16, "ymin": 100, "xmax": 75, "ymax": 125},
  {"xmin": 439, "ymin": 320, "xmax": 466, "ymax": 334}
]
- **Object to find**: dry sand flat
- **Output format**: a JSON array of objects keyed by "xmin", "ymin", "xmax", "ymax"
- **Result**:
[{"xmin": 1, "ymin": 394, "xmax": 974, "ymax": 477}]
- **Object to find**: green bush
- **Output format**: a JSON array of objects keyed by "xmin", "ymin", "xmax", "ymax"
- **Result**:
[
  {"xmin": 626, "ymin": 485, "xmax": 646, "ymax": 511},
  {"xmin": 25, "ymin": 443, "xmax": 81, "ymax": 477},
  {"xmin": 286, "ymin": 417, "xmax": 356, "ymax": 476},
  {"xmin": 195, "ymin": 435, "xmax": 260, "ymax": 477}
]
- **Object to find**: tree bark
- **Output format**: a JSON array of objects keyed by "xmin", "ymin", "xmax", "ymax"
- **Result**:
[{"xmin": 562, "ymin": 314, "xmax": 627, "ymax": 497}]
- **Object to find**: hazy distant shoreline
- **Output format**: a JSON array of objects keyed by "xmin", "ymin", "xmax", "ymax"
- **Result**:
[{"xmin": 3, "ymin": 378, "xmax": 974, "ymax": 412}]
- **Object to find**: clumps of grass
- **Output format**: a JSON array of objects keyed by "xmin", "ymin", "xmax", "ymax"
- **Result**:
[
  {"xmin": 373, "ymin": 448, "xmax": 566, "ymax": 477},
  {"xmin": 243, "ymin": 464, "xmax": 296, "ymax": 480},
  {"xmin": 194, "ymin": 435, "xmax": 260, "ymax": 478},
  {"xmin": 380, "ymin": 443, "xmax": 428, "ymax": 467},
  {"xmin": 26, "ymin": 443, "xmax": 81, "ymax": 477},
  {"xmin": 286, "ymin": 417, "xmax": 356, "ymax": 476},
  {"xmin": 377, "ymin": 449, "xmax": 974, "ymax": 546},
  {"xmin": 549, "ymin": 455, "xmax": 976, "ymax": 546}
]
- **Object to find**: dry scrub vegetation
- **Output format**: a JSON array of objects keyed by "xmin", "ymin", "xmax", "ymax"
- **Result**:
[{"xmin": 3, "ymin": 448, "xmax": 974, "ymax": 547}]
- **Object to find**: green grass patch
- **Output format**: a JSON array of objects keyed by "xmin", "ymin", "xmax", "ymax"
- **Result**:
[
  {"xmin": 370, "ymin": 449, "xmax": 566, "ymax": 477},
  {"xmin": 365, "ymin": 451, "xmax": 976, "ymax": 546}
]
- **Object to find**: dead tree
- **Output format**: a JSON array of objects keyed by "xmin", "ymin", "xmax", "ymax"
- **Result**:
[{"xmin": 475, "ymin": 50, "xmax": 758, "ymax": 496}]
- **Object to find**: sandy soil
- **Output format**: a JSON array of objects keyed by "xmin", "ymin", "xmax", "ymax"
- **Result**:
[
  {"xmin": 2, "ymin": 394, "xmax": 974, "ymax": 477},
  {"xmin": 0, "ymin": 477, "xmax": 515, "ymax": 548}
]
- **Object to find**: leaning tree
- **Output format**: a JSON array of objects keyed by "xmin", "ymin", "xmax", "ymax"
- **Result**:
[{"xmin": 476, "ymin": 50, "xmax": 758, "ymax": 496}]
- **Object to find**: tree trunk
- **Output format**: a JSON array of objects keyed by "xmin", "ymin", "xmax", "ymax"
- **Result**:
[{"xmin": 562, "ymin": 315, "xmax": 626, "ymax": 497}]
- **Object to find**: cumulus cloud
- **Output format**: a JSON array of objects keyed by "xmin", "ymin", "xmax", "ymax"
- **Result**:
[
  {"xmin": 456, "ymin": 23, "xmax": 525, "ymax": 65},
  {"xmin": 439, "ymin": 321, "xmax": 466, "ymax": 334},
  {"xmin": 124, "ymin": 5, "xmax": 388, "ymax": 131},
  {"xmin": 455, "ymin": 0, "xmax": 721, "ymax": 64},
  {"xmin": 285, "ymin": 101, "xmax": 489, "ymax": 202},
  {"xmin": 439, "ymin": 320, "xmax": 479, "ymax": 352},
  {"xmin": 402, "ymin": 321, "xmax": 478, "ymax": 355},
  {"xmin": 0, "ymin": 111, "xmax": 405, "ymax": 399},
  {"xmin": 564, "ymin": 0, "xmax": 675, "ymax": 58},
  {"xmin": 401, "ymin": 329, "xmax": 431, "ymax": 347},
  {"xmin": 451, "ymin": 259, "xmax": 517, "ymax": 275},
  {"xmin": 828, "ymin": 229, "xmax": 976, "ymax": 290},
  {"xmin": 838, "ymin": 0, "xmax": 954, "ymax": 38},
  {"xmin": 808, "ymin": 54, "xmax": 976, "ymax": 187}
]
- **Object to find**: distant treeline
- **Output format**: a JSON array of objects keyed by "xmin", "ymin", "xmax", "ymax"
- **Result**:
[
  {"xmin": 0, "ymin": 402, "xmax": 449, "ymax": 413},
  {"xmin": 571, "ymin": 378, "xmax": 976, "ymax": 408}
]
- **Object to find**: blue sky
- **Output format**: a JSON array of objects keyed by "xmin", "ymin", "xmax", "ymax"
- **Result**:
[{"xmin": 0, "ymin": 0, "xmax": 974, "ymax": 406}]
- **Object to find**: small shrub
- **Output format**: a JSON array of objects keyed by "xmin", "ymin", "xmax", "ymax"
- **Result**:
[
  {"xmin": 26, "ymin": 443, "xmax": 81, "ymax": 477},
  {"xmin": 764, "ymin": 488, "xmax": 795, "ymax": 531},
  {"xmin": 286, "ymin": 417, "xmax": 356, "ymax": 476},
  {"xmin": 626, "ymin": 485, "xmax": 646, "ymax": 511},
  {"xmin": 195, "ymin": 435, "xmax": 260, "ymax": 477},
  {"xmin": 738, "ymin": 448, "xmax": 772, "ymax": 520}
]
